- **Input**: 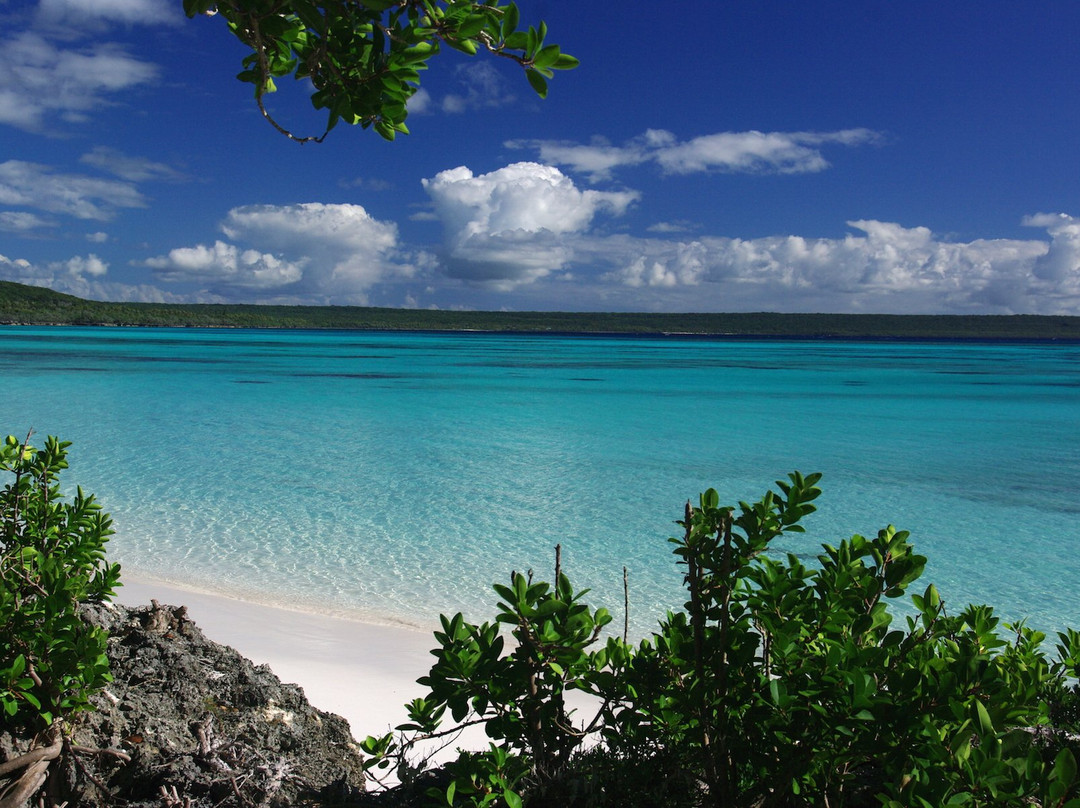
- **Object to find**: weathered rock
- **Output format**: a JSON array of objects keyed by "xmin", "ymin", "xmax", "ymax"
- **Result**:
[{"xmin": 7, "ymin": 600, "xmax": 368, "ymax": 807}]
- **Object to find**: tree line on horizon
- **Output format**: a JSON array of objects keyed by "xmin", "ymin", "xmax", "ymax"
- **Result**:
[{"xmin": 2, "ymin": 281, "xmax": 1079, "ymax": 340}]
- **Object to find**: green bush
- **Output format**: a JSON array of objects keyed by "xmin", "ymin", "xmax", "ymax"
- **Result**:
[
  {"xmin": 604, "ymin": 472, "xmax": 1080, "ymax": 806},
  {"xmin": 368, "ymin": 473, "xmax": 1080, "ymax": 807},
  {"xmin": 0, "ymin": 433, "xmax": 121, "ymax": 732},
  {"xmin": 363, "ymin": 563, "xmax": 614, "ymax": 806}
]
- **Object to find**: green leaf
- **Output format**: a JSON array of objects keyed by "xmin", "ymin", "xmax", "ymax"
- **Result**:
[
  {"xmin": 447, "ymin": 37, "xmax": 478, "ymax": 55},
  {"xmin": 975, "ymin": 700, "xmax": 994, "ymax": 736},
  {"xmin": 503, "ymin": 31, "xmax": 528, "ymax": 50},
  {"xmin": 531, "ymin": 44, "xmax": 561, "ymax": 69},
  {"xmin": 456, "ymin": 14, "xmax": 486, "ymax": 39},
  {"xmin": 769, "ymin": 678, "xmax": 788, "ymax": 707},
  {"xmin": 525, "ymin": 68, "xmax": 547, "ymax": 98},
  {"xmin": 1053, "ymin": 748, "xmax": 1079, "ymax": 788},
  {"xmin": 501, "ymin": 3, "xmax": 519, "ymax": 38}
]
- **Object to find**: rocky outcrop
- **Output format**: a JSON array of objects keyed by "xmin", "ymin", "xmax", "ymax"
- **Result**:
[{"xmin": 2, "ymin": 601, "xmax": 368, "ymax": 807}]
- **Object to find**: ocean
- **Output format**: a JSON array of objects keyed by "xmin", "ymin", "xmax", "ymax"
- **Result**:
[{"xmin": 2, "ymin": 326, "xmax": 1078, "ymax": 639}]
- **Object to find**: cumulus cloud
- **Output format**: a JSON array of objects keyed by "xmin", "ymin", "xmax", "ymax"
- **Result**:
[
  {"xmin": 0, "ymin": 32, "xmax": 158, "ymax": 130},
  {"xmin": 0, "ymin": 160, "xmax": 144, "ymax": 220},
  {"xmin": 63, "ymin": 253, "xmax": 109, "ymax": 277},
  {"xmin": 508, "ymin": 128, "xmax": 882, "ymax": 181},
  {"xmin": 80, "ymin": 147, "xmax": 186, "ymax": 182},
  {"xmin": 0, "ymin": 255, "xmax": 34, "ymax": 275},
  {"xmin": 577, "ymin": 218, "xmax": 1075, "ymax": 314},
  {"xmin": 145, "ymin": 241, "xmax": 303, "ymax": 290},
  {"xmin": 0, "ymin": 250, "xmax": 177, "ymax": 302},
  {"xmin": 1024, "ymin": 213, "xmax": 1080, "ymax": 283},
  {"xmin": 422, "ymin": 162, "xmax": 638, "ymax": 289},
  {"xmin": 145, "ymin": 203, "xmax": 412, "ymax": 302},
  {"xmin": 0, "ymin": 251, "xmax": 109, "ymax": 281}
]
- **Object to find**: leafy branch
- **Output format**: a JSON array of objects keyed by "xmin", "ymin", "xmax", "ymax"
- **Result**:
[{"xmin": 184, "ymin": 0, "xmax": 579, "ymax": 142}]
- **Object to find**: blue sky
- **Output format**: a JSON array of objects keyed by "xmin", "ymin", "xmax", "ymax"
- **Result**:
[{"xmin": 1, "ymin": 0, "xmax": 1078, "ymax": 313}]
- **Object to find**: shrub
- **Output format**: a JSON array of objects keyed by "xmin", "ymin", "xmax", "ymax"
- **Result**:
[
  {"xmin": 368, "ymin": 473, "xmax": 1080, "ymax": 807},
  {"xmin": 605, "ymin": 472, "xmax": 1080, "ymax": 807},
  {"xmin": 0, "ymin": 433, "xmax": 121, "ymax": 805},
  {"xmin": 363, "ymin": 559, "xmax": 614, "ymax": 807}
]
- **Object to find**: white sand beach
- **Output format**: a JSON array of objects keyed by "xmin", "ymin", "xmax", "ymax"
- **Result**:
[{"xmin": 116, "ymin": 577, "xmax": 436, "ymax": 740}]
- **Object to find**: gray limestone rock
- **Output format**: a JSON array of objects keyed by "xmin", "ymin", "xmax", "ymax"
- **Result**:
[{"xmin": 5, "ymin": 600, "xmax": 368, "ymax": 807}]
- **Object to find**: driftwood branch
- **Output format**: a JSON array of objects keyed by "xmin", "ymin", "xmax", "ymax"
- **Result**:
[{"xmin": 0, "ymin": 739, "xmax": 61, "ymax": 808}]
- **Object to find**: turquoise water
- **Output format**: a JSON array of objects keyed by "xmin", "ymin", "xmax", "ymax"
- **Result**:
[{"xmin": 2, "ymin": 326, "xmax": 1078, "ymax": 638}]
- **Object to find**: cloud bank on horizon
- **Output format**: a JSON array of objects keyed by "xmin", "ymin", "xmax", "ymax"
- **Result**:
[{"xmin": 0, "ymin": 0, "xmax": 1078, "ymax": 315}]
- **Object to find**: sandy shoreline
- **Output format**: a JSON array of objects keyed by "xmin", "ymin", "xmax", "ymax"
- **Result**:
[{"xmin": 116, "ymin": 576, "xmax": 436, "ymax": 740}]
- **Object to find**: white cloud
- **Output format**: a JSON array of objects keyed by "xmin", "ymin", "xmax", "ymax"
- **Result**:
[
  {"xmin": 338, "ymin": 175, "xmax": 393, "ymax": 192},
  {"xmin": 579, "ymin": 218, "xmax": 1075, "ymax": 314},
  {"xmin": 145, "ymin": 241, "xmax": 303, "ymax": 290},
  {"xmin": 505, "ymin": 134, "xmax": 651, "ymax": 182},
  {"xmin": 0, "ymin": 160, "xmax": 144, "ymax": 220},
  {"xmin": 1024, "ymin": 213, "xmax": 1080, "ymax": 283},
  {"xmin": 80, "ymin": 147, "xmax": 186, "ymax": 182},
  {"xmin": 36, "ymin": 0, "xmax": 179, "ymax": 28},
  {"xmin": 0, "ymin": 33, "xmax": 158, "ymax": 130},
  {"xmin": 0, "ymin": 251, "xmax": 175, "ymax": 302},
  {"xmin": 146, "ymin": 203, "xmax": 411, "ymax": 302},
  {"xmin": 647, "ymin": 220, "xmax": 697, "ymax": 234},
  {"xmin": 63, "ymin": 253, "xmax": 108, "ymax": 277},
  {"xmin": 0, "ymin": 255, "xmax": 33, "ymax": 272},
  {"xmin": 617, "ymin": 242, "xmax": 708, "ymax": 288},
  {"xmin": 422, "ymin": 162, "xmax": 639, "ymax": 289},
  {"xmin": 86, "ymin": 231, "xmax": 109, "ymax": 243},
  {"xmin": 408, "ymin": 87, "xmax": 432, "ymax": 114},
  {"xmin": 0, "ymin": 211, "xmax": 54, "ymax": 232},
  {"xmin": 508, "ymin": 128, "xmax": 882, "ymax": 181},
  {"xmin": 0, "ymin": 250, "xmax": 108, "ymax": 281},
  {"xmin": 440, "ymin": 63, "xmax": 516, "ymax": 114}
]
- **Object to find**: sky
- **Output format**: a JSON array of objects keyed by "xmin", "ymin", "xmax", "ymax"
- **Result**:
[{"xmin": 1, "ymin": 0, "xmax": 1079, "ymax": 314}]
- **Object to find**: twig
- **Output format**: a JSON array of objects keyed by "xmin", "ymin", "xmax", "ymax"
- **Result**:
[
  {"xmin": 65, "ymin": 737, "xmax": 118, "ymax": 800},
  {"xmin": 0, "ymin": 739, "xmax": 60, "ymax": 808},
  {"xmin": 0, "ymin": 742, "xmax": 62, "ymax": 779},
  {"xmin": 69, "ymin": 746, "xmax": 132, "ymax": 763},
  {"xmin": 159, "ymin": 785, "xmax": 193, "ymax": 808}
]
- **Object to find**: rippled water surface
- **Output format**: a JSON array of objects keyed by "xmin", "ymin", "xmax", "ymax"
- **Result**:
[{"xmin": 3, "ymin": 326, "xmax": 1078, "ymax": 636}]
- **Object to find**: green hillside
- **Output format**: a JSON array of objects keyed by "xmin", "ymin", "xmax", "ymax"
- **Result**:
[{"xmin": 1, "ymin": 280, "xmax": 1078, "ymax": 339}]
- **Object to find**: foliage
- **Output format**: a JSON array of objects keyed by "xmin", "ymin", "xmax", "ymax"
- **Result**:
[
  {"xmin": 184, "ymin": 0, "xmax": 577, "ymax": 142},
  {"xmin": 602, "ymin": 473, "xmax": 1080, "ymax": 806},
  {"xmin": 362, "ymin": 562, "xmax": 613, "ymax": 806},
  {"xmin": 365, "ymin": 473, "xmax": 1080, "ymax": 807},
  {"xmin": 0, "ymin": 434, "xmax": 121, "ymax": 732}
]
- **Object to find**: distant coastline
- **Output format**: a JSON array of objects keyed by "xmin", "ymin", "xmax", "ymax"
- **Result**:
[{"xmin": 3, "ymin": 280, "xmax": 1080, "ymax": 340}]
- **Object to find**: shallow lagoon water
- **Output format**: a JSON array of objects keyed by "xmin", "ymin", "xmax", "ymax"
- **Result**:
[{"xmin": 2, "ymin": 326, "xmax": 1078, "ymax": 638}]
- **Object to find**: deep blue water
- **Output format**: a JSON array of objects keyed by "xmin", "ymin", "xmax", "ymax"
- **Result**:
[{"xmin": 2, "ymin": 326, "xmax": 1078, "ymax": 638}]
